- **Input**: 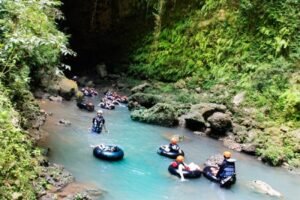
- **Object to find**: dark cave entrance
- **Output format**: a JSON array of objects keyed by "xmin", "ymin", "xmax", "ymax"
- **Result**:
[{"xmin": 60, "ymin": 0, "xmax": 153, "ymax": 77}]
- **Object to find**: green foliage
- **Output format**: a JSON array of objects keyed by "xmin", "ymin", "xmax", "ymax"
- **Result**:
[
  {"xmin": 130, "ymin": 0, "xmax": 300, "ymax": 165},
  {"xmin": 0, "ymin": 0, "xmax": 74, "ymax": 86},
  {"xmin": 0, "ymin": 0, "xmax": 73, "ymax": 198},
  {"xmin": 0, "ymin": 0, "xmax": 74, "ymax": 126},
  {"xmin": 0, "ymin": 84, "xmax": 40, "ymax": 199}
]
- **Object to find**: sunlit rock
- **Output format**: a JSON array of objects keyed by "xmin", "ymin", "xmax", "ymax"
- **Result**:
[{"xmin": 249, "ymin": 180, "xmax": 282, "ymax": 198}]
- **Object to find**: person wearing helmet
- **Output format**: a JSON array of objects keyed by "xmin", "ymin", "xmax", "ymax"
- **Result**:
[
  {"xmin": 174, "ymin": 155, "xmax": 189, "ymax": 181},
  {"xmin": 168, "ymin": 138, "xmax": 181, "ymax": 153},
  {"xmin": 92, "ymin": 110, "xmax": 108, "ymax": 133},
  {"xmin": 216, "ymin": 151, "xmax": 236, "ymax": 180}
]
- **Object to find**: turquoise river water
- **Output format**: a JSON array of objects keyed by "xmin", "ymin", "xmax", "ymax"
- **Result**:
[{"xmin": 40, "ymin": 99, "xmax": 299, "ymax": 200}]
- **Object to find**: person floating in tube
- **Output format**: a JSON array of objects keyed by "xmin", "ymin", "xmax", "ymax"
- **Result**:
[
  {"xmin": 168, "ymin": 138, "xmax": 182, "ymax": 153},
  {"xmin": 92, "ymin": 110, "xmax": 108, "ymax": 133},
  {"xmin": 215, "ymin": 151, "xmax": 236, "ymax": 181},
  {"xmin": 172, "ymin": 155, "xmax": 201, "ymax": 181}
]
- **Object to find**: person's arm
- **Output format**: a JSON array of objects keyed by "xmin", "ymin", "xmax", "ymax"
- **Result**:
[
  {"xmin": 216, "ymin": 163, "xmax": 225, "ymax": 178},
  {"xmin": 178, "ymin": 164, "xmax": 186, "ymax": 181}
]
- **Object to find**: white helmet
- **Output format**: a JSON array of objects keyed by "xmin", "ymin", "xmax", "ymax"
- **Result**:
[{"xmin": 97, "ymin": 110, "xmax": 103, "ymax": 114}]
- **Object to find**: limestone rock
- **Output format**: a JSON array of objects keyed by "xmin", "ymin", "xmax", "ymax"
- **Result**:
[
  {"xmin": 58, "ymin": 119, "xmax": 71, "ymax": 126},
  {"xmin": 241, "ymin": 143, "xmax": 257, "ymax": 155},
  {"xmin": 223, "ymin": 138, "xmax": 242, "ymax": 151},
  {"xmin": 179, "ymin": 103, "xmax": 227, "ymax": 131},
  {"xmin": 128, "ymin": 92, "xmax": 160, "ymax": 110},
  {"xmin": 130, "ymin": 103, "xmax": 178, "ymax": 127},
  {"xmin": 191, "ymin": 103, "xmax": 227, "ymax": 120},
  {"xmin": 249, "ymin": 180, "xmax": 282, "ymax": 197},
  {"xmin": 207, "ymin": 112, "xmax": 232, "ymax": 135},
  {"xmin": 131, "ymin": 83, "xmax": 151, "ymax": 94},
  {"xmin": 232, "ymin": 91, "xmax": 245, "ymax": 106},
  {"xmin": 49, "ymin": 95, "xmax": 63, "ymax": 102},
  {"xmin": 178, "ymin": 112, "xmax": 206, "ymax": 131},
  {"xmin": 58, "ymin": 77, "xmax": 78, "ymax": 100}
]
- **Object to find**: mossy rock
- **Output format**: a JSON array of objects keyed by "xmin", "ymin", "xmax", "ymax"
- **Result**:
[
  {"xmin": 58, "ymin": 77, "xmax": 78, "ymax": 100},
  {"xmin": 130, "ymin": 103, "xmax": 178, "ymax": 126},
  {"xmin": 128, "ymin": 92, "xmax": 161, "ymax": 110}
]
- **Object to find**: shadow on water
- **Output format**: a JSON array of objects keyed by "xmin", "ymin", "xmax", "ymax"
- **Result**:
[{"xmin": 40, "ymin": 98, "xmax": 299, "ymax": 200}]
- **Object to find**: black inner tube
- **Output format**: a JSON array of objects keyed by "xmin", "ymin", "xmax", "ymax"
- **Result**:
[
  {"xmin": 93, "ymin": 145, "xmax": 124, "ymax": 161},
  {"xmin": 168, "ymin": 164, "xmax": 201, "ymax": 179}
]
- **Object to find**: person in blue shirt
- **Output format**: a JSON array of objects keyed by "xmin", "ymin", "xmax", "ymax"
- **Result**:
[
  {"xmin": 92, "ymin": 110, "xmax": 108, "ymax": 133},
  {"xmin": 216, "ymin": 151, "xmax": 236, "ymax": 182},
  {"xmin": 168, "ymin": 138, "xmax": 181, "ymax": 152}
]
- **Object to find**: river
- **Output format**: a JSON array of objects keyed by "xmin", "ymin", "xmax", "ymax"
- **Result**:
[{"xmin": 40, "ymin": 99, "xmax": 299, "ymax": 200}]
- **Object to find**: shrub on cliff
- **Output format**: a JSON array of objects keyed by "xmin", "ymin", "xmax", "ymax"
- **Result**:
[{"xmin": 0, "ymin": 0, "xmax": 73, "ymax": 198}]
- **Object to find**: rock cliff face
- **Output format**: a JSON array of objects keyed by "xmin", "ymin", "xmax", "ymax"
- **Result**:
[{"xmin": 61, "ymin": 0, "xmax": 152, "ymax": 72}]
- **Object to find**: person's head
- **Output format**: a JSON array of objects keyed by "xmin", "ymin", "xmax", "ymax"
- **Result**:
[
  {"xmin": 97, "ymin": 110, "xmax": 103, "ymax": 116},
  {"xmin": 176, "ymin": 155, "xmax": 184, "ymax": 162},
  {"xmin": 170, "ymin": 138, "xmax": 177, "ymax": 144},
  {"xmin": 223, "ymin": 151, "xmax": 231, "ymax": 159}
]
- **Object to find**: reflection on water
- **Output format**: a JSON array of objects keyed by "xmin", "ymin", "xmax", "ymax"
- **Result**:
[{"xmin": 40, "ymin": 99, "xmax": 299, "ymax": 200}]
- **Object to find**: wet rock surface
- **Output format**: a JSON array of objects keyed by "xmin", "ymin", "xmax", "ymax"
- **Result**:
[
  {"xmin": 204, "ymin": 154, "xmax": 224, "ymax": 166},
  {"xmin": 131, "ymin": 103, "xmax": 178, "ymax": 127},
  {"xmin": 248, "ymin": 180, "xmax": 282, "ymax": 198}
]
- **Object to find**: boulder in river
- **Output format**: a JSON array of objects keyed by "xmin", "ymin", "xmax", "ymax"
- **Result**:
[
  {"xmin": 58, "ymin": 119, "xmax": 71, "ymax": 126},
  {"xmin": 178, "ymin": 103, "xmax": 229, "ymax": 133},
  {"xmin": 130, "ymin": 103, "xmax": 178, "ymax": 127},
  {"xmin": 49, "ymin": 95, "xmax": 63, "ymax": 102},
  {"xmin": 249, "ymin": 180, "xmax": 282, "ymax": 198},
  {"xmin": 128, "ymin": 92, "xmax": 161, "ymax": 110},
  {"xmin": 207, "ymin": 112, "xmax": 232, "ymax": 135}
]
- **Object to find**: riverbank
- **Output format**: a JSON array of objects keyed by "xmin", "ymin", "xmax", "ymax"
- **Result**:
[
  {"xmin": 37, "ymin": 84, "xmax": 300, "ymax": 200},
  {"xmin": 33, "ymin": 74, "xmax": 299, "ymax": 200},
  {"xmin": 125, "ymin": 79, "xmax": 300, "ymax": 169},
  {"xmin": 33, "ymin": 75, "xmax": 133, "ymax": 199}
]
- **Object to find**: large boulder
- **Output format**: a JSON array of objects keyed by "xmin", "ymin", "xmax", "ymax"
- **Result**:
[
  {"xmin": 241, "ymin": 143, "xmax": 257, "ymax": 155},
  {"xmin": 179, "ymin": 103, "xmax": 227, "ymax": 131},
  {"xmin": 207, "ymin": 112, "xmax": 232, "ymax": 135},
  {"xmin": 249, "ymin": 180, "xmax": 282, "ymax": 197},
  {"xmin": 223, "ymin": 137, "xmax": 242, "ymax": 151},
  {"xmin": 192, "ymin": 103, "xmax": 227, "ymax": 120},
  {"xmin": 128, "ymin": 92, "xmax": 161, "ymax": 110},
  {"xmin": 58, "ymin": 77, "xmax": 78, "ymax": 100},
  {"xmin": 130, "ymin": 103, "xmax": 178, "ymax": 127},
  {"xmin": 178, "ymin": 111, "xmax": 206, "ymax": 131}
]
